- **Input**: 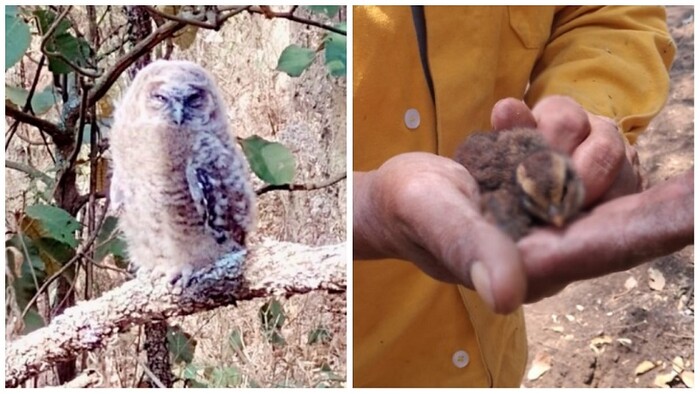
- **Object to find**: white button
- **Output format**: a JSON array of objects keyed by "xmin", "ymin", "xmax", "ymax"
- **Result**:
[
  {"xmin": 404, "ymin": 108, "xmax": 420, "ymax": 130},
  {"xmin": 452, "ymin": 350, "xmax": 470, "ymax": 368}
]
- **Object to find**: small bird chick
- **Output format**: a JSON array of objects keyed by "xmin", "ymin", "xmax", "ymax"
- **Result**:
[{"xmin": 454, "ymin": 127, "xmax": 585, "ymax": 240}]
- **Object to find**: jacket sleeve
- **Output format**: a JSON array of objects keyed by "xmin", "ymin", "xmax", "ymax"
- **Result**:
[{"xmin": 524, "ymin": 6, "xmax": 676, "ymax": 143}]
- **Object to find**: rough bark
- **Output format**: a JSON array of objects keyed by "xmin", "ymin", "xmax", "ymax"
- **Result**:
[
  {"xmin": 5, "ymin": 240, "xmax": 345, "ymax": 388},
  {"xmin": 142, "ymin": 322, "xmax": 172, "ymax": 388}
]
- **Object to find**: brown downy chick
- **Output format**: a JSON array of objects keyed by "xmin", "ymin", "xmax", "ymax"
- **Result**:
[{"xmin": 454, "ymin": 127, "xmax": 585, "ymax": 240}]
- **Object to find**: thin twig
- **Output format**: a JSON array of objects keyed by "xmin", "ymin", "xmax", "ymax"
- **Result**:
[
  {"xmin": 247, "ymin": 6, "xmax": 346, "ymax": 35},
  {"xmin": 6, "ymin": 55, "xmax": 58, "ymax": 164},
  {"xmin": 5, "ymin": 160, "xmax": 53, "ymax": 185},
  {"xmin": 143, "ymin": 6, "xmax": 217, "ymax": 29},
  {"xmin": 84, "ymin": 19, "xmax": 185, "ymax": 115},
  {"xmin": 256, "ymin": 174, "xmax": 346, "ymax": 196},
  {"xmin": 67, "ymin": 80, "xmax": 91, "ymax": 166}
]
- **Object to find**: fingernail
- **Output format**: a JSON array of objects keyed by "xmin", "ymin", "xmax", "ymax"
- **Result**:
[{"xmin": 470, "ymin": 261, "xmax": 496, "ymax": 311}]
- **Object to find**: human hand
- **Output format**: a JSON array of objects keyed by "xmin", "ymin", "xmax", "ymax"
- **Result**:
[
  {"xmin": 518, "ymin": 169, "xmax": 693, "ymax": 302},
  {"xmin": 353, "ymin": 152, "xmax": 526, "ymax": 313},
  {"xmin": 491, "ymin": 96, "xmax": 642, "ymax": 206}
]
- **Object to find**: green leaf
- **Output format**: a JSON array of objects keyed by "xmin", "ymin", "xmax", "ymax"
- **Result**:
[
  {"xmin": 6, "ymin": 235, "xmax": 47, "ymax": 311},
  {"xmin": 324, "ymin": 23, "xmax": 346, "ymax": 77},
  {"xmin": 189, "ymin": 380, "xmax": 208, "ymax": 388},
  {"xmin": 228, "ymin": 329, "xmax": 244, "ymax": 352},
  {"xmin": 276, "ymin": 44, "xmax": 315, "ymax": 77},
  {"xmin": 259, "ymin": 298, "xmax": 286, "ymax": 346},
  {"xmin": 5, "ymin": 84, "xmax": 58, "ymax": 115},
  {"xmin": 308, "ymin": 326, "xmax": 332, "ymax": 345},
  {"xmin": 34, "ymin": 9, "xmax": 91, "ymax": 74},
  {"xmin": 95, "ymin": 216, "xmax": 127, "ymax": 264},
  {"xmin": 5, "ymin": 6, "xmax": 31, "ymax": 70},
  {"xmin": 24, "ymin": 204, "xmax": 81, "ymax": 248},
  {"xmin": 47, "ymin": 35, "xmax": 91, "ymax": 74},
  {"xmin": 183, "ymin": 363, "xmax": 199, "ymax": 380},
  {"xmin": 32, "ymin": 237, "xmax": 75, "ymax": 275},
  {"xmin": 259, "ymin": 298, "xmax": 286, "ymax": 331},
  {"xmin": 305, "ymin": 6, "xmax": 340, "ymax": 17},
  {"xmin": 22, "ymin": 309, "xmax": 46, "ymax": 334},
  {"xmin": 34, "ymin": 9, "xmax": 70, "ymax": 36},
  {"xmin": 239, "ymin": 135, "xmax": 296, "ymax": 185},
  {"xmin": 167, "ymin": 325, "xmax": 196, "ymax": 364},
  {"xmin": 210, "ymin": 367, "xmax": 240, "ymax": 388}
]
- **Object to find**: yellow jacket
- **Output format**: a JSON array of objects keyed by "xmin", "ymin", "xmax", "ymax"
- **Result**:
[{"xmin": 354, "ymin": 6, "xmax": 674, "ymax": 387}]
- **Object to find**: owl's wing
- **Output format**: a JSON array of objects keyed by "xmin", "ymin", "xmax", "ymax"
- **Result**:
[{"xmin": 186, "ymin": 136, "xmax": 253, "ymax": 249}]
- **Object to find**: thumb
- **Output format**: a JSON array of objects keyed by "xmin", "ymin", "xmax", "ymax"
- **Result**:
[{"xmin": 441, "ymin": 217, "xmax": 527, "ymax": 314}]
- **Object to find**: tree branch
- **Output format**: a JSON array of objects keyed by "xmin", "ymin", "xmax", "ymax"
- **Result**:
[
  {"xmin": 4, "ymin": 240, "xmax": 345, "ymax": 387},
  {"xmin": 247, "ymin": 6, "xmax": 346, "ymax": 36},
  {"xmin": 256, "ymin": 174, "xmax": 346, "ymax": 196},
  {"xmin": 5, "ymin": 160, "xmax": 53, "ymax": 185},
  {"xmin": 5, "ymin": 105, "xmax": 66, "ymax": 142}
]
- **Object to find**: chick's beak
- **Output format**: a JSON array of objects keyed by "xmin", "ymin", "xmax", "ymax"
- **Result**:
[{"xmin": 549, "ymin": 206, "xmax": 565, "ymax": 227}]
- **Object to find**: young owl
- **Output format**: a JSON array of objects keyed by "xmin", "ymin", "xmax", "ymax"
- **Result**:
[
  {"xmin": 110, "ymin": 60, "xmax": 255, "ymax": 284},
  {"xmin": 454, "ymin": 127, "xmax": 585, "ymax": 240}
]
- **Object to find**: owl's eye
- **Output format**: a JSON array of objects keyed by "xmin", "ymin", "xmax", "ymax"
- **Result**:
[
  {"xmin": 185, "ymin": 91, "xmax": 205, "ymax": 108},
  {"xmin": 152, "ymin": 93, "xmax": 168, "ymax": 103}
]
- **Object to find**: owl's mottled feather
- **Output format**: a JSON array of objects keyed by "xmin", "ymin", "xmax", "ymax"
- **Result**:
[{"xmin": 110, "ymin": 60, "xmax": 255, "ymax": 283}]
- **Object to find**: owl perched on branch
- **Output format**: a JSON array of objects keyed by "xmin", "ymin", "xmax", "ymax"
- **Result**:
[
  {"xmin": 454, "ymin": 127, "xmax": 584, "ymax": 240},
  {"xmin": 110, "ymin": 60, "xmax": 255, "ymax": 284}
]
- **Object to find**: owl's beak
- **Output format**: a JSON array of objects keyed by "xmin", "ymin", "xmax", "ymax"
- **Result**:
[{"xmin": 171, "ymin": 101, "xmax": 184, "ymax": 125}]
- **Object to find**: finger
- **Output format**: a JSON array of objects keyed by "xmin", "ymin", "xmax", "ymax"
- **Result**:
[
  {"xmin": 531, "ymin": 95, "xmax": 590, "ymax": 154},
  {"xmin": 382, "ymin": 154, "xmax": 527, "ymax": 314},
  {"xmin": 427, "ymin": 208, "xmax": 527, "ymax": 314},
  {"xmin": 571, "ymin": 115, "xmax": 626, "ymax": 206},
  {"xmin": 491, "ymin": 98, "xmax": 537, "ymax": 131},
  {"xmin": 597, "ymin": 141, "xmax": 643, "ymax": 202},
  {"xmin": 519, "ymin": 170, "xmax": 693, "ymax": 303}
]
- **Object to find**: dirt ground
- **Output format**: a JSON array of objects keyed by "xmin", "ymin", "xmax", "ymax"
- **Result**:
[{"xmin": 522, "ymin": 6, "xmax": 694, "ymax": 388}]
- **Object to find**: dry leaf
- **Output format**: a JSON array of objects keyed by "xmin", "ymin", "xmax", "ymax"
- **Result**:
[
  {"xmin": 563, "ymin": 334, "xmax": 574, "ymax": 341},
  {"xmin": 548, "ymin": 326, "xmax": 564, "ymax": 333},
  {"xmin": 97, "ymin": 97, "xmax": 113, "ymax": 118},
  {"xmin": 653, "ymin": 371, "xmax": 677, "ymax": 387},
  {"xmin": 527, "ymin": 351, "xmax": 552, "ymax": 381},
  {"xmin": 635, "ymin": 360, "xmax": 656, "ymax": 375},
  {"xmin": 565, "ymin": 314, "xmax": 575, "ymax": 322},
  {"xmin": 589, "ymin": 335, "xmax": 613, "ymax": 354},
  {"xmin": 157, "ymin": 5, "xmax": 180, "ymax": 15},
  {"xmin": 672, "ymin": 357, "xmax": 684, "ymax": 374},
  {"xmin": 616, "ymin": 338, "xmax": 632, "ymax": 347},
  {"xmin": 173, "ymin": 25, "xmax": 199, "ymax": 50},
  {"xmin": 648, "ymin": 267, "xmax": 666, "ymax": 291},
  {"xmin": 680, "ymin": 371, "xmax": 694, "ymax": 388},
  {"xmin": 95, "ymin": 157, "xmax": 109, "ymax": 195},
  {"xmin": 576, "ymin": 304, "xmax": 584, "ymax": 311},
  {"xmin": 624, "ymin": 276, "xmax": 638, "ymax": 290}
]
